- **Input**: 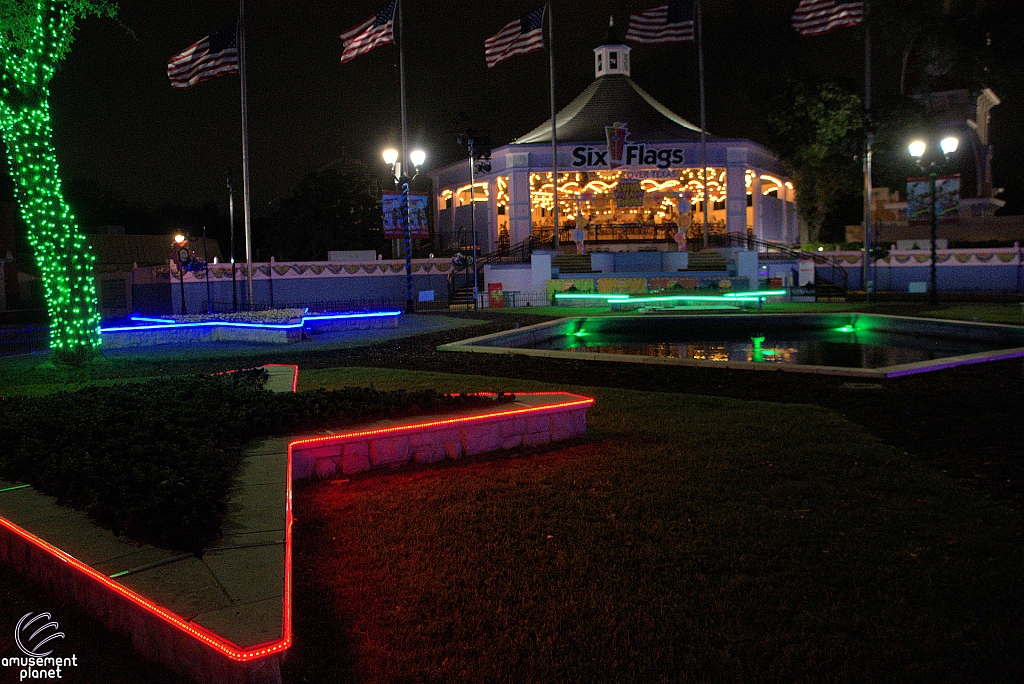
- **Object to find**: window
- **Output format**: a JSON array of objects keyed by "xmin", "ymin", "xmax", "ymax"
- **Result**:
[
  {"xmin": 609, "ymin": 51, "xmax": 618, "ymax": 69},
  {"xmin": 597, "ymin": 53, "xmax": 603, "ymax": 72}
]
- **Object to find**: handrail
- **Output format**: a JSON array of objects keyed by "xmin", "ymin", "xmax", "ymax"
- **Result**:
[{"xmin": 705, "ymin": 233, "xmax": 849, "ymax": 294}]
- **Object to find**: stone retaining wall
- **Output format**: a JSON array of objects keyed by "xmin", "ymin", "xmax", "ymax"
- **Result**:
[
  {"xmin": 291, "ymin": 393, "xmax": 593, "ymax": 480},
  {"xmin": 0, "ymin": 517, "xmax": 284, "ymax": 684}
]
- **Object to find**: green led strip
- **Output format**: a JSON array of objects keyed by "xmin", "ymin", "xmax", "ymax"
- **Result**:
[
  {"xmin": 553, "ymin": 293, "xmax": 630, "ymax": 300},
  {"xmin": 1, "ymin": 2, "xmax": 116, "ymax": 358}
]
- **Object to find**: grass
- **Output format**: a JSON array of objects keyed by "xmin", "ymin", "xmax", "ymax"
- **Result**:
[
  {"xmin": 0, "ymin": 305, "xmax": 1022, "ymax": 681},
  {"xmin": 288, "ymin": 368, "xmax": 1024, "ymax": 684},
  {"xmin": 918, "ymin": 302, "xmax": 1024, "ymax": 325},
  {"xmin": 0, "ymin": 313, "xmax": 486, "ymax": 397}
]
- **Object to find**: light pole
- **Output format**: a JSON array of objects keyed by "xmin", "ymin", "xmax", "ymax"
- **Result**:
[
  {"xmin": 383, "ymin": 147, "xmax": 426, "ymax": 314},
  {"xmin": 909, "ymin": 135, "xmax": 959, "ymax": 305},
  {"xmin": 172, "ymin": 234, "xmax": 188, "ymax": 315}
]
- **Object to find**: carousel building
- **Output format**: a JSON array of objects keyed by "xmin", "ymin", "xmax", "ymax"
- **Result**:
[{"xmin": 429, "ymin": 29, "xmax": 798, "ymax": 256}]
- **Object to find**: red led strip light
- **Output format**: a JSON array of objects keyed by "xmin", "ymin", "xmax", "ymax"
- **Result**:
[
  {"xmin": 288, "ymin": 392, "xmax": 595, "ymax": 450},
  {"xmin": 0, "ymin": 366, "xmax": 298, "ymax": 663},
  {"xmin": 264, "ymin": 363, "xmax": 300, "ymax": 392},
  {"xmin": 0, "ymin": 390, "xmax": 591, "ymax": 664},
  {"xmin": 0, "ymin": 479, "xmax": 293, "ymax": 661}
]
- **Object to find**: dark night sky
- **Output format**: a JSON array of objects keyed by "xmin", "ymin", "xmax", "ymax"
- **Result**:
[{"xmin": 43, "ymin": 1, "xmax": 1023, "ymax": 220}]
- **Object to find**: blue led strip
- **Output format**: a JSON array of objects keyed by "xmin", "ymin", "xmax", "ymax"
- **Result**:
[{"xmin": 102, "ymin": 311, "xmax": 402, "ymax": 335}]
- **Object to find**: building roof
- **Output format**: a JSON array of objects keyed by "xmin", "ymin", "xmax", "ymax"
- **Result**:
[{"xmin": 513, "ymin": 73, "xmax": 707, "ymax": 145}]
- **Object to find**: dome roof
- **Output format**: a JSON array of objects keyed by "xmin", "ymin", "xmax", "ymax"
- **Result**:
[{"xmin": 513, "ymin": 73, "xmax": 707, "ymax": 145}]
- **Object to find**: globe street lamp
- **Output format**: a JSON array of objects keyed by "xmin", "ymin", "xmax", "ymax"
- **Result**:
[
  {"xmin": 383, "ymin": 148, "xmax": 426, "ymax": 313},
  {"xmin": 172, "ymin": 234, "xmax": 189, "ymax": 315},
  {"xmin": 909, "ymin": 135, "xmax": 959, "ymax": 305}
]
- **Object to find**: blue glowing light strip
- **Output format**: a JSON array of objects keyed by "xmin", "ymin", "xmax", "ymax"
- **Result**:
[{"xmin": 103, "ymin": 311, "xmax": 402, "ymax": 334}]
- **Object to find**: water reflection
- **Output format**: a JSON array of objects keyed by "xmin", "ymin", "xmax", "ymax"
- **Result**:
[{"xmin": 549, "ymin": 329, "xmax": 993, "ymax": 369}]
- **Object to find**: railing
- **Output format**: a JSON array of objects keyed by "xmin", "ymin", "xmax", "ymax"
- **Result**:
[
  {"xmin": 705, "ymin": 233, "xmax": 849, "ymax": 295},
  {"xmin": 0, "ymin": 324, "xmax": 50, "ymax": 358}
]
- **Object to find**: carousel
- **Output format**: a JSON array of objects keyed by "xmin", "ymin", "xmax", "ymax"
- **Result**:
[{"xmin": 429, "ymin": 25, "xmax": 797, "ymax": 255}]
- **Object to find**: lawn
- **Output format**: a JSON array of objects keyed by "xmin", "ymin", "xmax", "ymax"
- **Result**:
[
  {"xmin": 0, "ymin": 306, "xmax": 1022, "ymax": 682},
  {"xmin": 286, "ymin": 368, "xmax": 1024, "ymax": 684}
]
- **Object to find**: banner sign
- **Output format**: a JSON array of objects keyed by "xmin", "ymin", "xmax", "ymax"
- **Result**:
[
  {"xmin": 613, "ymin": 178, "xmax": 646, "ymax": 207},
  {"xmin": 907, "ymin": 175, "xmax": 960, "ymax": 226},
  {"xmin": 382, "ymin": 193, "xmax": 430, "ymax": 239},
  {"xmin": 487, "ymin": 282, "xmax": 504, "ymax": 308}
]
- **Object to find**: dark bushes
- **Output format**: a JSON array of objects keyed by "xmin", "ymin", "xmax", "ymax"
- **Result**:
[{"xmin": 0, "ymin": 371, "xmax": 510, "ymax": 553}]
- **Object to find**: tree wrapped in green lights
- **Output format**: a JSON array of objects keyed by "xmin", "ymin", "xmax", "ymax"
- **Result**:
[{"xmin": 1, "ymin": 1, "xmax": 116, "ymax": 360}]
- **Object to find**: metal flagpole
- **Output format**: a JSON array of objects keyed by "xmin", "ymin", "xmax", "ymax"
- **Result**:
[
  {"xmin": 547, "ymin": 1, "xmax": 559, "ymax": 250},
  {"xmin": 227, "ymin": 168, "xmax": 237, "ymax": 312},
  {"xmin": 239, "ymin": 0, "xmax": 254, "ymax": 308},
  {"xmin": 862, "ymin": 0, "xmax": 873, "ymax": 302},
  {"xmin": 398, "ymin": 0, "xmax": 408, "ymax": 175},
  {"xmin": 696, "ymin": 0, "xmax": 709, "ymax": 249},
  {"xmin": 398, "ymin": 0, "xmax": 415, "ymax": 313}
]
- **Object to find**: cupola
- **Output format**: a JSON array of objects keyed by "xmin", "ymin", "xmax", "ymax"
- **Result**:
[{"xmin": 593, "ymin": 16, "xmax": 630, "ymax": 78}]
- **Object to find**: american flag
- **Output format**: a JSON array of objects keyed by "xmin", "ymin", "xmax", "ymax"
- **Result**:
[
  {"xmin": 626, "ymin": 2, "xmax": 695, "ymax": 44},
  {"xmin": 340, "ymin": 0, "xmax": 396, "ymax": 65},
  {"xmin": 484, "ymin": 7, "xmax": 546, "ymax": 69},
  {"xmin": 167, "ymin": 23, "xmax": 239, "ymax": 90},
  {"xmin": 792, "ymin": 0, "xmax": 863, "ymax": 36}
]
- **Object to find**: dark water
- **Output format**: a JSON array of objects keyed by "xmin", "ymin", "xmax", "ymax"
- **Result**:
[{"xmin": 530, "ymin": 329, "xmax": 1004, "ymax": 369}]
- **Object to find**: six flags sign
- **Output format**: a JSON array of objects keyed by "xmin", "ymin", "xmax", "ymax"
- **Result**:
[{"xmin": 570, "ymin": 122, "xmax": 686, "ymax": 170}]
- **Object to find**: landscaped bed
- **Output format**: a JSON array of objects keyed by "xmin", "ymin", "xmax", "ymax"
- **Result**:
[
  {"xmin": 0, "ymin": 369, "xmax": 512, "ymax": 553},
  {"xmin": 1, "ymin": 304, "xmax": 1023, "ymax": 682}
]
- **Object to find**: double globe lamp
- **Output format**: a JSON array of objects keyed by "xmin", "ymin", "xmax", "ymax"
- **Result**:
[
  {"xmin": 908, "ymin": 135, "xmax": 959, "ymax": 305},
  {"xmin": 382, "ymin": 148, "xmax": 426, "ymax": 313}
]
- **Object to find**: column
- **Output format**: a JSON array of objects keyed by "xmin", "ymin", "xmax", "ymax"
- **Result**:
[
  {"xmin": 725, "ymin": 147, "xmax": 748, "ymax": 235},
  {"xmin": 506, "ymin": 153, "xmax": 533, "ymax": 246},
  {"xmin": 751, "ymin": 173, "xmax": 762, "ymax": 241}
]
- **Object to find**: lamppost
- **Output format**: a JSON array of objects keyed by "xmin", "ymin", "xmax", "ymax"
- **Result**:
[
  {"xmin": 383, "ymin": 147, "xmax": 426, "ymax": 314},
  {"xmin": 909, "ymin": 135, "xmax": 959, "ymax": 305},
  {"xmin": 172, "ymin": 234, "xmax": 188, "ymax": 315}
]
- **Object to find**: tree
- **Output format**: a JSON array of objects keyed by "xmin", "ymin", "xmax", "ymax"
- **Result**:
[
  {"xmin": 255, "ymin": 158, "xmax": 387, "ymax": 261},
  {"xmin": 766, "ymin": 82, "xmax": 863, "ymax": 244},
  {"xmin": 0, "ymin": 0, "xmax": 115, "ymax": 362}
]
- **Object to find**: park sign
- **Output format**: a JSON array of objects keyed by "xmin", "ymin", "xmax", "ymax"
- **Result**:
[
  {"xmin": 907, "ymin": 175, "xmax": 960, "ymax": 226},
  {"xmin": 570, "ymin": 122, "xmax": 686, "ymax": 170},
  {"xmin": 382, "ymin": 193, "xmax": 430, "ymax": 239}
]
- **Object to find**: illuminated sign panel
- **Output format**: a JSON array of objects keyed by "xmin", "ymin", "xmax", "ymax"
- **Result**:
[{"xmin": 570, "ymin": 123, "xmax": 687, "ymax": 170}]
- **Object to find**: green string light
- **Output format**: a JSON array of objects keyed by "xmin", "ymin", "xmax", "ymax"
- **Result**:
[{"xmin": 1, "ymin": 1, "xmax": 116, "ymax": 358}]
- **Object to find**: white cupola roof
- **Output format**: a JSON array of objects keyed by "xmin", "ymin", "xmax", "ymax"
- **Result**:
[{"xmin": 593, "ymin": 16, "xmax": 630, "ymax": 78}]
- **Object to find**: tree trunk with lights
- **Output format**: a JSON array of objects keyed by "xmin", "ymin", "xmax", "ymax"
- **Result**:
[{"xmin": 1, "ymin": 0, "xmax": 116, "ymax": 361}]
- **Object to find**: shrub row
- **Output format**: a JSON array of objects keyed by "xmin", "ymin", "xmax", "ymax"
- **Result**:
[{"xmin": 0, "ymin": 371, "xmax": 511, "ymax": 554}]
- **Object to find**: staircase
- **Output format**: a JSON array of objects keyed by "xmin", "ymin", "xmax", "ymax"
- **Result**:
[
  {"xmin": 449, "ymin": 283, "xmax": 477, "ymax": 309},
  {"xmin": 814, "ymin": 281, "xmax": 847, "ymax": 302},
  {"xmin": 552, "ymin": 253, "xmax": 596, "ymax": 274},
  {"xmin": 684, "ymin": 251, "xmax": 729, "ymax": 272}
]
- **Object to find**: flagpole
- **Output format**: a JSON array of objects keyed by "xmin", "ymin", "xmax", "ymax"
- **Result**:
[
  {"xmin": 398, "ymin": 0, "xmax": 408, "ymax": 171},
  {"xmin": 862, "ymin": 0, "xmax": 872, "ymax": 302},
  {"xmin": 547, "ymin": 1, "xmax": 559, "ymax": 250},
  {"xmin": 238, "ymin": 0, "xmax": 254, "ymax": 308},
  {"xmin": 696, "ymin": 0, "xmax": 709, "ymax": 249}
]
